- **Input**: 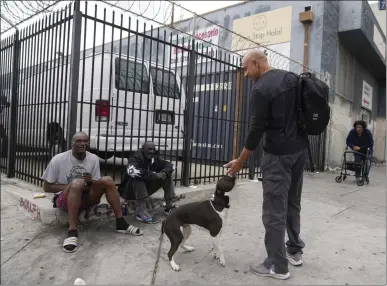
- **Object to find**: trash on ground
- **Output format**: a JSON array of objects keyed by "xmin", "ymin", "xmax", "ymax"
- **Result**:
[
  {"xmin": 33, "ymin": 193, "xmax": 46, "ymax": 199},
  {"xmin": 74, "ymin": 278, "xmax": 86, "ymax": 285}
]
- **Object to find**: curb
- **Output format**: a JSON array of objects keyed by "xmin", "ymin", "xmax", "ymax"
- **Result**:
[{"xmin": 1, "ymin": 175, "xmax": 218, "ymax": 226}]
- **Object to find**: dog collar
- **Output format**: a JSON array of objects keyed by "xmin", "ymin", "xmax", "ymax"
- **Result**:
[{"xmin": 209, "ymin": 199, "xmax": 230, "ymax": 210}]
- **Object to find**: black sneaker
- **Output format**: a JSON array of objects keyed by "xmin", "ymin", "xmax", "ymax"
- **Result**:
[{"xmin": 164, "ymin": 204, "xmax": 177, "ymax": 215}]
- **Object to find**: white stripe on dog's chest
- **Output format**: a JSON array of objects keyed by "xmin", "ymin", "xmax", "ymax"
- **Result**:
[
  {"xmin": 189, "ymin": 201, "xmax": 225, "ymax": 234},
  {"xmin": 210, "ymin": 200, "xmax": 226, "ymax": 219}
]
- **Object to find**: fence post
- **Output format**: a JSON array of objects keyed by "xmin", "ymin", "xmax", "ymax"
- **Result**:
[
  {"xmin": 66, "ymin": 0, "xmax": 82, "ymax": 149},
  {"xmin": 232, "ymin": 70, "xmax": 243, "ymax": 159},
  {"xmin": 182, "ymin": 41, "xmax": 196, "ymax": 187},
  {"xmin": 6, "ymin": 30, "xmax": 20, "ymax": 178}
]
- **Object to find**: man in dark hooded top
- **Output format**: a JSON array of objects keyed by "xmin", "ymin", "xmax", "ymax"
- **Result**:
[{"xmin": 118, "ymin": 141, "xmax": 177, "ymax": 224}]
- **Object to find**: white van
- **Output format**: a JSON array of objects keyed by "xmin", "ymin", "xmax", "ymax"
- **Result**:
[{"xmin": 3, "ymin": 52, "xmax": 186, "ymax": 160}]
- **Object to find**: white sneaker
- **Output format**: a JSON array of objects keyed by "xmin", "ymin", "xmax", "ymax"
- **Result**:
[{"xmin": 286, "ymin": 252, "xmax": 303, "ymax": 266}]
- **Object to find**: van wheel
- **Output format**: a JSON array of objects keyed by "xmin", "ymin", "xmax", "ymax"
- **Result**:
[
  {"xmin": 0, "ymin": 127, "xmax": 7, "ymax": 158},
  {"xmin": 49, "ymin": 133, "xmax": 66, "ymax": 159}
]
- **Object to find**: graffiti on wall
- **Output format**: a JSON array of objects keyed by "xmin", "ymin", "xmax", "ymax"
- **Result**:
[{"xmin": 19, "ymin": 197, "xmax": 41, "ymax": 221}]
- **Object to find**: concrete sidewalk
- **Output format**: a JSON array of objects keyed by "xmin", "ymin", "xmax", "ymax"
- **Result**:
[{"xmin": 1, "ymin": 166, "xmax": 386, "ymax": 285}]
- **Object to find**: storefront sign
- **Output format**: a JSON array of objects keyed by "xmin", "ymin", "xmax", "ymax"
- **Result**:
[
  {"xmin": 232, "ymin": 6, "xmax": 292, "ymax": 51},
  {"xmin": 169, "ymin": 25, "xmax": 220, "ymax": 67},
  {"xmin": 361, "ymin": 80, "xmax": 373, "ymax": 111}
]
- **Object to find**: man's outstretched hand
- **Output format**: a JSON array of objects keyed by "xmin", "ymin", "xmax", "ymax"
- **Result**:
[{"xmin": 223, "ymin": 159, "xmax": 243, "ymax": 176}]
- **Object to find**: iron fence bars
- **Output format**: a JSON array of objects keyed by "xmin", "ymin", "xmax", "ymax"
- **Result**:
[
  {"xmin": 9, "ymin": 6, "xmax": 74, "ymax": 184},
  {"xmin": 66, "ymin": 0, "xmax": 82, "ymax": 150},
  {"xmin": 6, "ymin": 30, "xmax": 19, "ymax": 178},
  {"xmin": 182, "ymin": 41, "xmax": 196, "ymax": 187},
  {"xmin": 0, "ymin": 36, "xmax": 13, "ymax": 172}
]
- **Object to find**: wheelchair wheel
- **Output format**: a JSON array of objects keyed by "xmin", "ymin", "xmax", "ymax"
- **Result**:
[
  {"xmin": 335, "ymin": 176, "xmax": 342, "ymax": 183},
  {"xmin": 357, "ymin": 179, "xmax": 365, "ymax": 186}
]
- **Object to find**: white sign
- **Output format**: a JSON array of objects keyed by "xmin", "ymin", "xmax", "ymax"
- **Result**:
[
  {"xmin": 169, "ymin": 25, "xmax": 220, "ymax": 67},
  {"xmin": 361, "ymin": 80, "xmax": 373, "ymax": 110},
  {"xmin": 236, "ymin": 42, "xmax": 291, "ymax": 71}
]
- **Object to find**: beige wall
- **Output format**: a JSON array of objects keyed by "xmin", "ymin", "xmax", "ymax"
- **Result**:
[
  {"xmin": 373, "ymin": 118, "xmax": 386, "ymax": 160},
  {"xmin": 326, "ymin": 96, "xmax": 353, "ymax": 167},
  {"xmin": 325, "ymin": 95, "xmax": 386, "ymax": 167}
]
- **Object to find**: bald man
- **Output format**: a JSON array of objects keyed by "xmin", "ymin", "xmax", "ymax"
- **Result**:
[
  {"xmin": 118, "ymin": 141, "xmax": 177, "ymax": 224},
  {"xmin": 224, "ymin": 50, "xmax": 308, "ymax": 279},
  {"xmin": 42, "ymin": 132, "xmax": 143, "ymax": 253}
]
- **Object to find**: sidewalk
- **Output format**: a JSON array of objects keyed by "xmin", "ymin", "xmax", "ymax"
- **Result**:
[{"xmin": 1, "ymin": 166, "xmax": 386, "ymax": 285}]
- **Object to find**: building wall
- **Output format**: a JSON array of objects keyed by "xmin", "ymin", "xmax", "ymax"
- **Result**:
[
  {"xmin": 326, "ymin": 1, "xmax": 386, "ymax": 167},
  {"xmin": 369, "ymin": 3, "xmax": 386, "ymax": 36},
  {"xmin": 327, "ymin": 57, "xmax": 386, "ymax": 166}
]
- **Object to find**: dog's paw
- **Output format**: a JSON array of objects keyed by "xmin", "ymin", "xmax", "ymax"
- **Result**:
[
  {"xmin": 170, "ymin": 260, "xmax": 180, "ymax": 271},
  {"xmin": 219, "ymin": 257, "xmax": 226, "ymax": 267},
  {"xmin": 171, "ymin": 264, "xmax": 180, "ymax": 271},
  {"xmin": 182, "ymin": 245, "xmax": 195, "ymax": 252}
]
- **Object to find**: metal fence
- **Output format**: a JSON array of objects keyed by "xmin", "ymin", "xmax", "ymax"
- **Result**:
[{"xmin": 0, "ymin": 2, "xmax": 326, "ymax": 188}]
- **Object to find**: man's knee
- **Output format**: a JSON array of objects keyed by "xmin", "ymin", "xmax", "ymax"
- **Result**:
[
  {"xmin": 99, "ymin": 176, "xmax": 116, "ymax": 189},
  {"xmin": 132, "ymin": 180, "xmax": 149, "ymax": 199},
  {"xmin": 69, "ymin": 178, "xmax": 85, "ymax": 192}
]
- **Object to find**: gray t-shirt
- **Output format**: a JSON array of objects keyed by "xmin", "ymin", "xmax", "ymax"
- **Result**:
[{"xmin": 41, "ymin": 150, "xmax": 101, "ymax": 184}]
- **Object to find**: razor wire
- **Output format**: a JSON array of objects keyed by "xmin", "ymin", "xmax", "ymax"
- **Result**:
[
  {"xmin": 1, "ymin": 0, "xmax": 332, "ymax": 84},
  {"xmin": 0, "ymin": 0, "xmax": 64, "ymax": 33},
  {"xmin": 97, "ymin": 0, "xmax": 331, "ymax": 84}
]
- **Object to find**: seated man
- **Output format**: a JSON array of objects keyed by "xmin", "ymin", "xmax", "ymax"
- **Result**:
[
  {"xmin": 41, "ymin": 132, "xmax": 143, "ymax": 253},
  {"xmin": 118, "ymin": 141, "xmax": 177, "ymax": 224},
  {"xmin": 346, "ymin": 120, "xmax": 374, "ymax": 179}
]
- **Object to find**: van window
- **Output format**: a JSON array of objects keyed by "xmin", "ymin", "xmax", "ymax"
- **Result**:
[
  {"xmin": 150, "ymin": 67, "xmax": 180, "ymax": 99},
  {"xmin": 115, "ymin": 58, "xmax": 149, "ymax": 93}
]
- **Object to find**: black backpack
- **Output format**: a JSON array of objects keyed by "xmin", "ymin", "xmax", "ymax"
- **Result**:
[
  {"xmin": 295, "ymin": 72, "xmax": 331, "ymax": 136},
  {"xmin": 291, "ymin": 72, "xmax": 331, "ymax": 172}
]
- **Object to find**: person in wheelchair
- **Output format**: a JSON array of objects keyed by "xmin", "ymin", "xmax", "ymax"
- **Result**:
[{"xmin": 345, "ymin": 120, "xmax": 374, "ymax": 180}]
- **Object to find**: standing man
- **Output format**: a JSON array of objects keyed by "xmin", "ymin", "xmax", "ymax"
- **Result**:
[
  {"xmin": 42, "ymin": 132, "xmax": 143, "ymax": 253},
  {"xmin": 224, "ymin": 50, "xmax": 307, "ymax": 280},
  {"xmin": 118, "ymin": 141, "xmax": 177, "ymax": 224}
]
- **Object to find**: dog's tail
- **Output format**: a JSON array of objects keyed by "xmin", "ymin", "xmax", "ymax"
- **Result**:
[{"xmin": 161, "ymin": 219, "xmax": 166, "ymax": 235}]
